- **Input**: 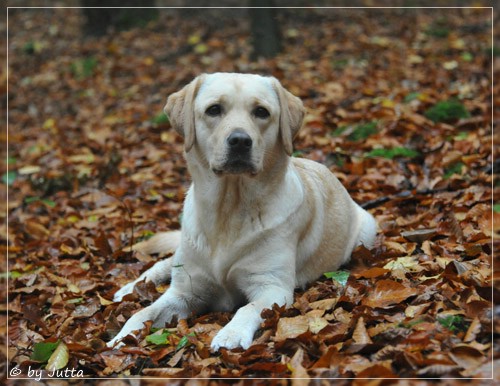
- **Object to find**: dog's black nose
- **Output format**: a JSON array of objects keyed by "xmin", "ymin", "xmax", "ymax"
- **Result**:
[{"xmin": 227, "ymin": 130, "xmax": 252, "ymax": 152}]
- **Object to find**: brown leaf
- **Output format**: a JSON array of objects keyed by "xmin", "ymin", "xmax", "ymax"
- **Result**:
[
  {"xmin": 352, "ymin": 317, "xmax": 372, "ymax": 344},
  {"xmin": 362, "ymin": 280, "xmax": 418, "ymax": 308},
  {"xmin": 275, "ymin": 316, "xmax": 309, "ymax": 342},
  {"xmin": 167, "ymin": 347, "xmax": 185, "ymax": 367},
  {"xmin": 449, "ymin": 345, "xmax": 485, "ymax": 371},
  {"xmin": 401, "ymin": 228, "xmax": 437, "ymax": 243},
  {"xmin": 354, "ymin": 267, "xmax": 390, "ymax": 279},
  {"xmin": 463, "ymin": 317, "xmax": 481, "ymax": 343},
  {"xmin": 416, "ymin": 364, "xmax": 461, "ymax": 376},
  {"xmin": 356, "ymin": 363, "xmax": 397, "ymax": 378},
  {"xmin": 142, "ymin": 367, "xmax": 186, "ymax": 377},
  {"xmin": 72, "ymin": 298, "xmax": 101, "ymax": 318},
  {"xmin": 93, "ymin": 231, "xmax": 114, "ymax": 256},
  {"xmin": 289, "ymin": 348, "xmax": 309, "ymax": 380}
]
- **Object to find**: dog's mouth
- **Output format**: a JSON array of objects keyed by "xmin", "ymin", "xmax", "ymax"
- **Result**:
[{"xmin": 212, "ymin": 160, "xmax": 258, "ymax": 176}]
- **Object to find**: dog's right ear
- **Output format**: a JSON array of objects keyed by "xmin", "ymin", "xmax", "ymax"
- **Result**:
[{"xmin": 164, "ymin": 75, "xmax": 205, "ymax": 152}]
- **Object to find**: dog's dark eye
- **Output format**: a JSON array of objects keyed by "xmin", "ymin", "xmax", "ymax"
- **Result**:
[
  {"xmin": 206, "ymin": 104, "xmax": 222, "ymax": 117},
  {"xmin": 254, "ymin": 106, "xmax": 270, "ymax": 119}
]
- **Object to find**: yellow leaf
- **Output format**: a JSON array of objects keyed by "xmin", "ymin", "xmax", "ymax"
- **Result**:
[
  {"xmin": 143, "ymin": 57, "xmax": 154, "ymax": 66},
  {"xmin": 66, "ymin": 215, "xmax": 80, "ymax": 223},
  {"xmin": 68, "ymin": 284, "xmax": 81, "ymax": 293},
  {"xmin": 98, "ymin": 292, "xmax": 114, "ymax": 306},
  {"xmin": 194, "ymin": 43, "xmax": 208, "ymax": 54},
  {"xmin": 405, "ymin": 304, "xmax": 429, "ymax": 318},
  {"xmin": 443, "ymin": 60, "xmax": 458, "ymax": 70},
  {"xmin": 381, "ymin": 99, "xmax": 396, "ymax": 108},
  {"xmin": 46, "ymin": 342, "xmax": 69, "ymax": 372},
  {"xmin": 383, "ymin": 256, "xmax": 419, "ymax": 271},
  {"xmin": 408, "ymin": 54, "xmax": 423, "ymax": 64},
  {"xmin": 450, "ymin": 38, "xmax": 465, "ymax": 49},
  {"xmin": 308, "ymin": 316, "xmax": 328, "ymax": 334},
  {"xmin": 68, "ymin": 153, "xmax": 95, "ymax": 164},
  {"xmin": 188, "ymin": 34, "xmax": 201, "ymax": 45},
  {"xmin": 43, "ymin": 118, "xmax": 56, "ymax": 129},
  {"xmin": 18, "ymin": 165, "xmax": 41, "ymax": 175}
]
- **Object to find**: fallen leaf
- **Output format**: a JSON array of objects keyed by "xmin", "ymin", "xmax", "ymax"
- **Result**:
[{"xmin": 362, "ymin": 280, "xmax": 418, "ymax": 308}]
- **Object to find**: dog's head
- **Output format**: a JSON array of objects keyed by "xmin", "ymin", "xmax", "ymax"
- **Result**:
[{"xmin": 165, "ymin": 73, "xmax": 305, "ymax": 176}]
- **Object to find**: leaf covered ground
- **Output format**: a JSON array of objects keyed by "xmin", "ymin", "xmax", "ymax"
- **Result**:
[{"xmin": 4, "ymin": 6, "xmax": 498, "ymax": 383}]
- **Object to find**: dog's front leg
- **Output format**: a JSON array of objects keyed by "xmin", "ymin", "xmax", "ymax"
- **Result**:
[
  {"xmin": 210, "ymin": 284, "xmax": 293, "ymax": 351},
  {"xmin": 113, "ymin": 258, "xmax": 173, "ymax": 302},
  {"xmin": 107, "ymin": 287, "xmax": 192, "ymax": 348}
]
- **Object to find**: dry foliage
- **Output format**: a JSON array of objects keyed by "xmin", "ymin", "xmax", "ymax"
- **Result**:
[{"xmin": 4, "ymin": 6, "xmax": 498, "ymax": 382}]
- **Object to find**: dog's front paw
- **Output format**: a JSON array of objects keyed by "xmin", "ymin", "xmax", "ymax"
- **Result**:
[
  {"xmin": 113, "ymin": 281, "xmax": 137, "ymax": 302},
  {"xmin": 106, "ymin": 307, "xmax": 152, "ymax": 348},
  {"xmin": 210, "ymin": 325, "xmax": 254, "ymax": 351},
  {"xmin": 107, "ymin": 336, "xmax": 126, "ymax": 349}
]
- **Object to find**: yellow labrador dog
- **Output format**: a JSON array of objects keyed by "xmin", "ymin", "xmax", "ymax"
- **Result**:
[{"xmin": 108, "ymin": 73, "xmax": 377, "ymax": 350}]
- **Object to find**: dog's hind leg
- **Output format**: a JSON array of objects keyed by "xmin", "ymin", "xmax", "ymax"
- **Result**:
[{"xmin": 131, "ymin": 230, "xmax": 181, "ymax": 255}]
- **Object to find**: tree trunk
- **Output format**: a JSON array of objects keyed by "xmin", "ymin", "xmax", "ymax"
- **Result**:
[
  {"xmin": 82, "ymin": 0, "xmax": 158, "ymax": 36},
  {"xmin": 249, "ymin": 0, "xmax": 282, "ymax": 59}
]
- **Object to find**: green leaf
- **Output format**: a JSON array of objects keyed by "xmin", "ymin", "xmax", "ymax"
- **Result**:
[
  {"xmin": 24, "ymin": 196, "xmax": 55, "ymax": 207},
  {"xmin": 331, "ymin": 58, "xmax": 349, "ymax": 69},
  {"xmin": 2, "ymin": 171, "xmax": 17, "ymax": 186},
  {"xmin": 437, "ymin": 315, "xmax": 468, "ymax": 333},
  {"xmin": 151, "ymin": 112, "xmax": 169, "ymax": 125},
  {"xmin": 7, "ymin": 156, "xmax": 17, "ymax": 165},
  {"xmin": 176, "ymin": 332, "xmax": 195, "ymax": 350},
  {"xmin": 398, "ymin": 318, "xmax": 425, "ymax": 328},
  {"xmin": 454, "ymin": 131, "xmax": 469, "ymax": 141},
  {"xmin": 10, "ymin": 271, "xmax": 23, "ymax": 279},
  {"xmin": 31, "ymin": 341, "xmax": 60, "ymax": 362},
  {"xmin": 323, "ymin": 270, "xmax": 350, "ymax": 286},
  {"xmin": 66, "ymin": 297, "xmax": 84, "ymax": 304},
  {"xmin": 494, "ymin": 204, "xmax": 500, "ymax": 213},
  {"xmin": 425, "ymin": 23, "xmax": 450, "ymax": 38},
  {"xmin": 146, "ymin": 331, "xmax": 170, "ymax": 345},
  {"xmin": 331, "ymin": 125, "xmax": 347, "ymax": 137},
  {"xmin": 23, "ymin": 40, "xmax": 44, "ymax": 54},
  {"xmin": 348, "ymin": 122, "xmax": 377, "ymax": 141},
  {"xmin": 1, "ymin": 271, "xmax": 22, "ymax": 279},
  {"xmin": 365, "ymin": 147, "xmax": 420, "ymax": 160},
  {"xmin": 71, "ymin": 57, "xmax": 98, "ymax": 80},
  {"xmin": 46, "ymin": 341, "xmax": 69, "ymax": 371},
  {"xmin": 25, "ymin": 196, "xmax": 40, "ymax": 204},
  {"xmin": 42, "ymin": 199, "xmax": 56, "ymax": 208},
  {"xmin": 404, "ymin": 92, "xmax": 421, "ymax": 103},
  {"xmin": 461, "ymin": 52, "xmax": 473, "ymax": 62},
  {"xmin": 444, "ymin": 162, "xmax": 465, "ymax": 179},
  {"xmin": 424, "ymin": 99, "xmax": 470, "ymax": 123}
]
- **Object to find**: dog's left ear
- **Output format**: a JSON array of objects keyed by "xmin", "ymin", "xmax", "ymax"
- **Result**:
[
  {"xmin": 271, "ymin": 78, "xmax": 305, "ymax": 156},
  {"xmin": 164, "ymin": 75, "xmax": 205, "ymax": 152}
]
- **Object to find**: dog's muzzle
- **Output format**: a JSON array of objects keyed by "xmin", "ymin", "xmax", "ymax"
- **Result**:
[{"xmin": 213, "ymin": 130, "xmax": 257, "ymax": 176}]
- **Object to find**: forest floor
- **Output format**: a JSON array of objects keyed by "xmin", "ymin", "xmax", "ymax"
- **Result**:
[{"xmin": 4, "ymin": 6, "xmax": 499, "ymax": 383}]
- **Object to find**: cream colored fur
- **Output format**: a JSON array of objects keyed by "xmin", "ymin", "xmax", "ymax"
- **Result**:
[{"xmin": 108, "ymin": 73, "xmax": 377, "ymax": 351}]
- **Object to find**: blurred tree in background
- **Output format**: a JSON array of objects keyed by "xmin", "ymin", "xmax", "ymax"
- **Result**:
[
  {"xmin": 82, "ymin": 0, "xmax": 158, "ymax": 36},
  {"xmin": 81, "ymin": 1, "xmax": 283, "ymax": 58},
  {"xmin": 249, "ymin": 0, "xmax": 282, "ymax": 58}
]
